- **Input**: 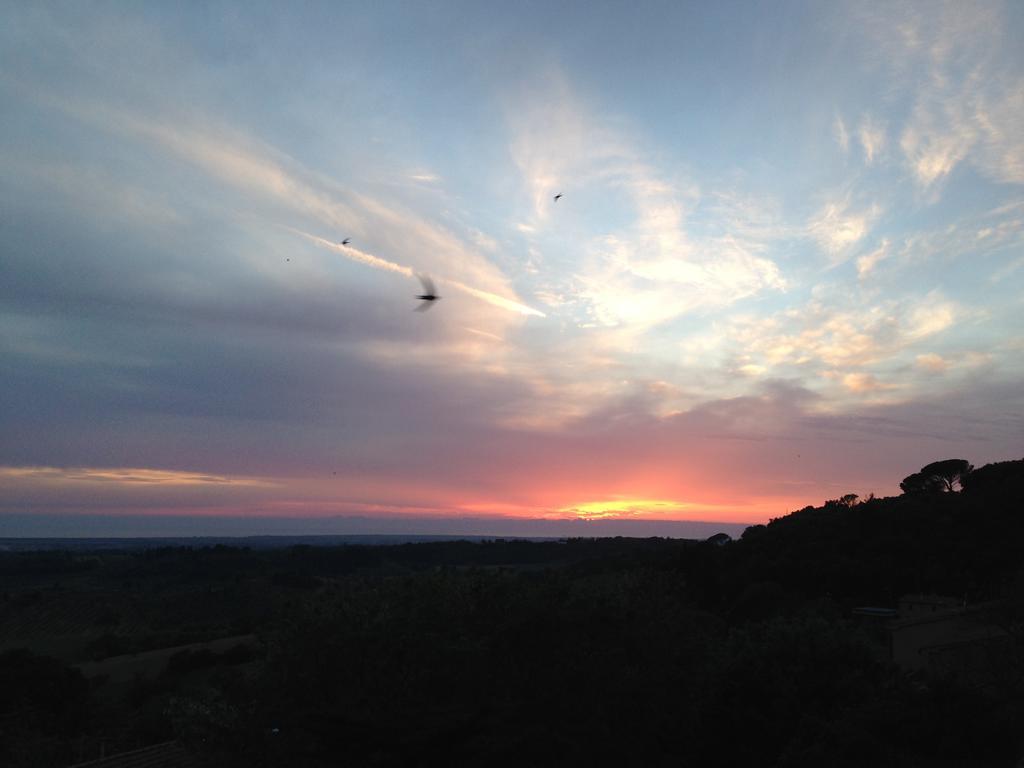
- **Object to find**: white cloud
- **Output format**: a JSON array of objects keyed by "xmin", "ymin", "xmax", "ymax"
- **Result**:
[
  {"xmin": 858, "ymin": 114, "xmax": 887, "ymax": 164},
  {"xmin": 900, "ymin": 104, "xmax": 975, "ymax": 189},
  {"xmin": 870, "ymin": 2, "xmax": 1024, "ymax": 191},
  {"xmin": 808, "ymin": 198, "xmax": 880, "ymax": 263},
  {"xmin": 880, "ymin": 204, "xmax": 1024, "ymax": 277},
  {"xmin": 712, "ymin": 291, "xmax": 960, "ymax": 379},
  {"xmin": 906, "ymin": 296, "xmax": 957, "ymax": 339},
  {"xmin": 23, "ymin": 82, "xmax": 551, "ymax": 334},
  {"xmin": 507, "ymin": 73, "xmax": 786, "ymax": 333},
  {"xmin": 856, "ymin": 239, "xmax": 890, "ymax": 278},
  {"xmin": 973, "ymin": 78, "xmax": 1024, "ymax": 184}
]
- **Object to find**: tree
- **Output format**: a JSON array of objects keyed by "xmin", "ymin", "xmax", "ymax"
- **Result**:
[
  {"xmin": 900, "ymin": 459, "xmax": 973, "ymax": 494},
  {"xmin": 900, "ymin": 472, "xmax": 942, "ymax": 495},
  {"xmin": 919, "ymin": 459, "xmax": 973, "ymax": 492},
  {"xmin": 961, "ymin": 458, "xmax": 1024, "ymax": 497},
  {"xmin": 823, "ymin": 494, "xmax": 859, "ymax": 509}
]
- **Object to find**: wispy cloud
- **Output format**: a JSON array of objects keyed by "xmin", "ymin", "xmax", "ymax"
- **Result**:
[
  {"xmin": 858, "ymin": 114, "xmax": 887, "ymax": 165},
  {"xmin": 808, "ymin": 198, "xmax": 880, "ymax": 263},
  {"xmin": 0, "ymin": 466, "xmax": 272, "ymax": 486},
  {"xmin": 15, "ymin": 76, "xmax": 549, "ymax": 332},
  {"xmin": 862, "ymin": 1, "xmax": 1024, "ymax": 191},
  {"xmin": 856, "ymin": 239, "xmax": 890, "ymax": 278},
  {"xmin": 710, "ymin": 290, "xmax": 961, "ymax": 385},
  {"xmin": 900, "ymin": 103, "xmax": 975, "ymax": 189},
  {"xmin": 834, "ymin": 114, "xmax": 850, "ymax": 154},
  {"xmin": 507, "ymin": 73, "xmax": 785, "ymax": 332}
]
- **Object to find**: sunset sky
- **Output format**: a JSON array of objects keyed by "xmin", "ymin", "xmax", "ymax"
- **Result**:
[{"xmin": 2, "ymin": 2, "xmax": 1023, "ymax": 536}]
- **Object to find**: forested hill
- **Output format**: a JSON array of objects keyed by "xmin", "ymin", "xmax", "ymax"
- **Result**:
[{"xmin": 698, "ymin": 456, "xmax": 1024, "ymax": 612}]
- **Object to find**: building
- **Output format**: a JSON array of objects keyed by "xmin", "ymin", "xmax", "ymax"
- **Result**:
[
  {"xmin": 887, "ymin": 594, "xmax": 1008, "ymax": 681},
  {"xmin": 67, "ymin": 740, "xmax": 197, "ymax": 768}
]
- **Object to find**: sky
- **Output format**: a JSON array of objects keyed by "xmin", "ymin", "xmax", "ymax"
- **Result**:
[{"xmin": 2, "ymin": 1, "xmax": 1023, "ymax": 537}]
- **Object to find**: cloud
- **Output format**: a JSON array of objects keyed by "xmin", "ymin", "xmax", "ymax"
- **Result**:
[
  {"xmin": 863, "ymin": 1, "xmax": 1024, "ymax": 191},
  {"xmin": 834, "ymin": 114, "xmax": 850, "ymax": 154},
  {"xmin": 874, "ymin": 203, "xmax": 1024, "ymax": 278},
  {"xmin": 506, "ymin": 73, "xmax": 785, "ymax": 333},
  {"xmin": 858, "ymin": 114, "xmax": 888, "ymax": 164},
  {"xmin": 711, "ymin": 290, "xmax": 960, "ymax": 380},
  {"xmin": 0, "ymin": 466, "xmax": 272, "ymax": 486},
  {"xmin": 973, "ymin": 78, "xmax": 1024, "ymax": 184},
  {"xmin": 579, "ymin": 231, "xmax": 784, "ymax": 330},
  {"xmin": 900, "ymin": 105, "xmax": 975, "ymax": 189},
  {"xmin": 916, "ymin": 353, "xmax": 948, "ymax": 373},
  {"xmin": 905, "ymin": 298, "xmax": 957, "ymax": 339},
  {"xmin": 7, "ymin": 371, "xmax": 1023, "ymax": 523},
  {"xmin": 856, "ymin": 239, "xmax": 890, "ymax": 278},
  {"xmin": 19, "ymin": 80, "xmax": 546, "ymax": 333},
  {"xmin": 0, "ymin": 465, "xmax": 280, "ymax": 515},
  {"xmin": 840, "ymin": 372, "xmax": 892, "ymax": 393},
  {"xmin": 808, "ymin": 198, "xmax": 880, "ymax": 263}
]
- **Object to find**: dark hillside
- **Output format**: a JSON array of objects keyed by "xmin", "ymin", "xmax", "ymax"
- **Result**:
[{"xmin": 3, "ymin": 459, "xmax": 1023, "ymax": 767}]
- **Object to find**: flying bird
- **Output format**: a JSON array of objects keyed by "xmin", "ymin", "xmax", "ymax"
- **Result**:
[
  {"xmin": 415, "ymin": 273, "xmax": 440, "ymax": 312},
  {"xmin": 553, "ymin": 193, "xmax": 563, "ymax": 202},
  {"xmin": 341, "ymin": 238, "xmax": 351, "ymax": 246}
]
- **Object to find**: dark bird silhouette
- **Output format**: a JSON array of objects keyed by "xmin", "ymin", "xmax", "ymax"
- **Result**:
[
  {"xmin": 553, "ymin": 193, "xmax": 563, "ymax": 202},
  {"xmin": 341, "ymin": 238, "xmax": 351, "ymax": 246},
  {"xmin": 415, "ymin": 273, "xmax": 440, "ymax": 312}
]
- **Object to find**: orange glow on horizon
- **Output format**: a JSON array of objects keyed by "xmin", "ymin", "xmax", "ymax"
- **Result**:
[
  {"xmin": 2, "ymin": 465, "xmax": 824, "ymax": 526},
  {"xmin": 559, "ymin": 498, "xmax": 697, "ymax": 519}
]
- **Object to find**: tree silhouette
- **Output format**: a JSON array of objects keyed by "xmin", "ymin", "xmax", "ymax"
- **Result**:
[
  {"xmin": 920, "ymin": 459, "xmax": 973, "ymax": 492},
  {"xmin": 900, "ymin": 472, "xmax": 943, "ymax": 495},
  {"xmin": 901, "ymin": 459, "xmax": 972, "ymax": 494},
  {"xmin": 962, "ymin": 458, "xmax": 1024, "ymax": 497}
]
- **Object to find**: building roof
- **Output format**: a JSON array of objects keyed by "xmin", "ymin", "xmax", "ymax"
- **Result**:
[
  {"xmin": 852, "ymin": 606, "xmax": 898, "ymax": 618},
  {"xmin": 67, "ymin": 741, "xmax": 198, "ymax": 768}
]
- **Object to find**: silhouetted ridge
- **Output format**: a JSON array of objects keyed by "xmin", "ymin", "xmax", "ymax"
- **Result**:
[{"xmin": 3, "ymin": 458, "xmax": 1024, "ymax": 767}]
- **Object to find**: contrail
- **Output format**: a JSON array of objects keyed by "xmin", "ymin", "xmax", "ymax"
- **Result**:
[
  {"xmin": 293, "ymin": 229, "xmax": 546, "ymax": 317},
  {"xmin": 451, "ymin": 282, "xmax": 546, "ymax": 317},
  {"xmin": 294, "ymin": 229, "xmax": 413, "ymax": 277}
]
